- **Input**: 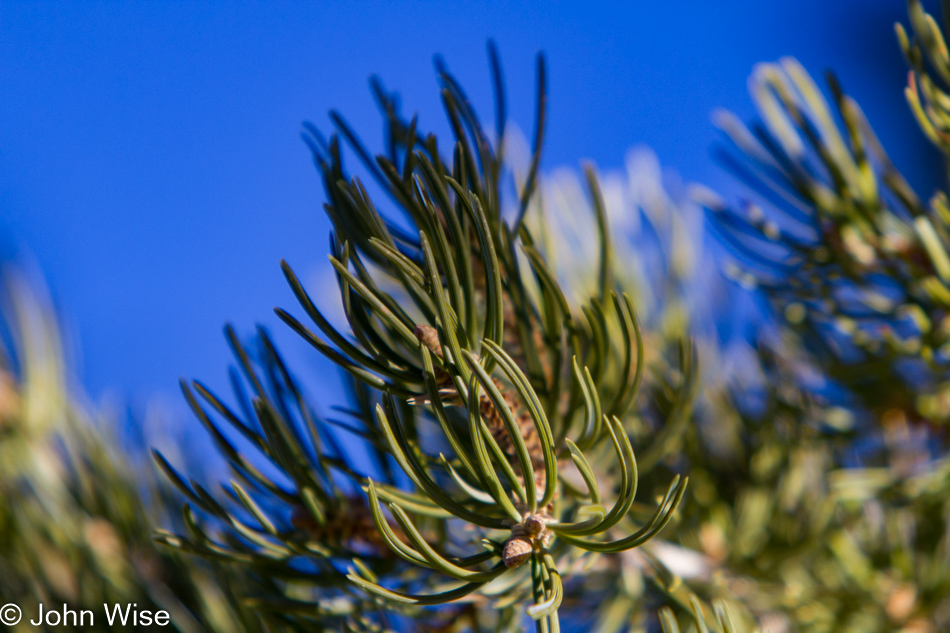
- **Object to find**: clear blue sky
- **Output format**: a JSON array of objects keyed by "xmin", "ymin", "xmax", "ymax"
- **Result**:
[{"xmin": 0, "ymin": 1, "xmax": 941, "ymax": 414}]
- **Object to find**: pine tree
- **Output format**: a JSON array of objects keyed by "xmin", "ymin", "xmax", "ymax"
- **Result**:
[
  {"xmin": 5, "ymin": 2, "xmax": 950, "ymax": 632},
  {"xmin": 0, "ymin": 271, "xmax": 267, "ymax": 632},
  {"xmin": 154, "ymin": 3, "xmax": 950, "ymax": 630}
]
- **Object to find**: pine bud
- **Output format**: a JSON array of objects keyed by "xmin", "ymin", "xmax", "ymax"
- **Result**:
[
  {"xmin": 502, "ymin": 537, "xmax": 533, "ymax": 568},
  {"xmin": 502, "ymin": 514, "xmax": 548, "ymax": 568},
  {"xmin": 414, "ymin": 324, "xmax": 443, "ymax": 358}
]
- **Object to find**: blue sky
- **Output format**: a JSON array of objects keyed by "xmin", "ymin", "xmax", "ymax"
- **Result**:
[{"xmin": 0, "ymin": 1, "xmax": 942, "ymax": 416}]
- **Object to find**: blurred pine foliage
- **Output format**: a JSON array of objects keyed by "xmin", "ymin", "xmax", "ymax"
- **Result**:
[
  {"xmin": 6, "ymin": 2, "xmax": 950, "ymax": 632},
  {"xmin": 0, "ymin": 271, "xmax": 268, "ymax": 632}
]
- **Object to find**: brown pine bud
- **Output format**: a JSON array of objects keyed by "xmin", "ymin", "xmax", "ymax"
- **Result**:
[
  {"xmin": 502, "ymin": 537, "xmax": 533, "ymax": 568},
  {"xmin": 414, "ymin": 324, "xmax": 443, "ymax": 358},
  {"xmin": 502, "ymin": 513, "xmax": 548, "ymax": 568},
  {"xmin": 522, "ymin": 514, "xmax": 546, "ymax": 538}
]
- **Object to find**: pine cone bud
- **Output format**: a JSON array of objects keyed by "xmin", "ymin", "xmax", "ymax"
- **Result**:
[
  {"xmin": 414, "ymin": 324, "xmax": 443, "ymax": 358},
  {"xmin": 502, "ymin": 537, "xmax": 533, "ymax": 568},
  {"xmin": 522, "ymin": 514, "xmax": 545, "ymax": 538},
  {"xmin": 502, "ymin": 513, "xmax": 548, "ymax": 568}
]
